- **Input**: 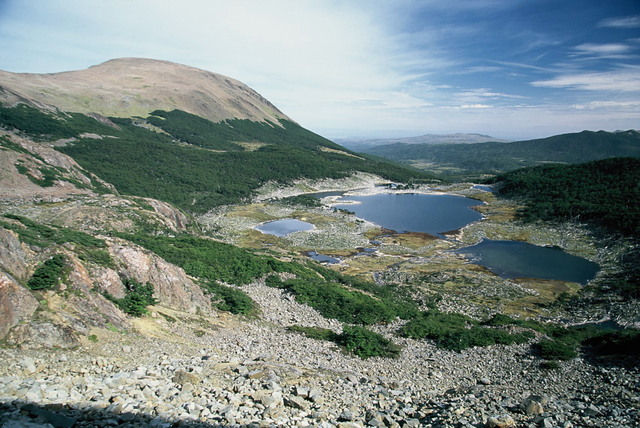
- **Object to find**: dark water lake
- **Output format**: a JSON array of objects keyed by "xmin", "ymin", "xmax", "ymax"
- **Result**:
[
  {"xmin": 455, "ymin": 240, "xmax": 600, "ymax": 284},
  {"xmin": 255, "ymin": 219, "xmax": 313, "ymax": 237},
  {"xmin": 306, "ymin": 251, "xmax": 341, "ymax": 264},
  {"xmin": 332, "ymin": 193, "xmax": 483, "ymax": 237}
]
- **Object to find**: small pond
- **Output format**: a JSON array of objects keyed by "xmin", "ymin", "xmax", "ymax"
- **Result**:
[
  {"xmin": 305, "ymin": 251, "xmax": 341, "ymax": 264},
  {"xmin": 332, "ymin": 193, "xmax": 482, "ymax": 237},
  {"xmin": 455, "ymin": 239, "xmax": 600, "ymax": 284},
  {"xmin": 255, "ymin": 219, "xmax": 313, "ymax": 237}
]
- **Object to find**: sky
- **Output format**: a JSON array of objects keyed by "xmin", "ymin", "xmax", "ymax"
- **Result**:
[{"xmin": 0, "ymin": 0, "xmax": 639, "ymax": 140}]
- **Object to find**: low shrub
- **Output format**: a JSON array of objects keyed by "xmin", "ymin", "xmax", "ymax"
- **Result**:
[
  {"xmin": 202, "ymin": 282, "xmax": 257, "ymax": 315},
  {"xmin": 537, "ymin": 339, "xmax": 578, "ymax": 361},
  {"xmin": 336, "ymin": 325, "xmax": 401, "ymax": 359},
  {"xmin": 402, "ymin": 310, "xmax": 534, "ymax": 352},
  {"xmin": 583, "ymin": 330, "xmax": 640, "ymax": 357},
  {"xmin": 283, "ymin": 278, "xmax": 396, "ymax": 325},
  {"xmin": 27, "ymin": 254, "xmax": 67, "ymax": 290},
  {"xmin": 287, "ymin": 325, "xmax": 338, "ymax": 341},
  {"xmin": 105, "ymin": 279, "xmax": 157, "ymax": 317}
]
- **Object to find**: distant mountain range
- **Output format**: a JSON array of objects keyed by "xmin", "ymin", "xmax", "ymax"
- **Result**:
[
  {"xmin": 336, "ymin": 133, "xmax": 510, "ymax": 151},
  {"xmin": 358, "ymin": 129, "xmax": 640, "ymax": 180}
]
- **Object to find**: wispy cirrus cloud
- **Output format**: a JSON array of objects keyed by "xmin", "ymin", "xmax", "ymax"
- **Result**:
[
  {"xmin": 572, "ymin": 43, "xmax": 634, "ymax": 57},
  {"xmin": 531, "ymin": 68, "xmax": 640, "ymax": 92},
  {"xmin": 598, "ymin": 15, "xmax": 640, "ymax": 29}
]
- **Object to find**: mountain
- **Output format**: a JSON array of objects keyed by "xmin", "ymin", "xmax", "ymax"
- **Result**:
[
  {"xmin": 361, "ymin": 129, "xmax": 640, "ymax": 180},
  {"xmin": 0, "ymin": 58, "xmax": 430, "ymax": 211},
  {"xmin": 0, "ymin": 57, "xmax": 430, "ymax": 347},
  {"xmin": 336, "ymin": 133, "xmax": 509, "ymax": 151},
  {"xmin": 0, "ymin": 57, "xmax": 287, "ymax": 124}
]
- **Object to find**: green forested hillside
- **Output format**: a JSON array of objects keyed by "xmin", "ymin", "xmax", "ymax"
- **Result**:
[
  {"xmin": 363, "ymin": 130, "xmax": 640, "ymax": 179},
  {"xmin": 493, "ymin": 157, "xmax": 640, "ymax": 237},
  {"xmin": 0, "ymin": 105, "xmax": 431, "ymax": 212}
]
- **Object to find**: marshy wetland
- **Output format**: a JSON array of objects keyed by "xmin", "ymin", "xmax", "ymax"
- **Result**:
[{"xmin": 200, "ymin": 183, "xmax": 618, "ymax": 319}]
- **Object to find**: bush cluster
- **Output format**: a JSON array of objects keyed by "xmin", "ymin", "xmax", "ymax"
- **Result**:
[
  {"xmin": 401, "ymin": 311, "xmax": 533, "ymax": 352},
  {"xmin": 27, "ymin": 254, "xmax": 67, "ymax": 290},
  {"xmin": 202, "ymin": 282, "xmax": 257, "ymax": 315},
  {"xmin": 104, "ymin": 279, "xmax": 157, "ymax": 317},
  {"xmin": 288, "ymin": 325, "xmax": 401, "ymax": 359}
]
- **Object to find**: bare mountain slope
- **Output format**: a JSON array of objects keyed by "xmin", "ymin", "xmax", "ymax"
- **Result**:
[{"xmin": 0, "ymin": 58, "xmax": 288, "ymax": 123}]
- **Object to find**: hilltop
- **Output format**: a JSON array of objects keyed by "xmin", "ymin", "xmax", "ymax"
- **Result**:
[
  {"xmin": 0, "ymin": 57, "xmax": 288, "ymax": 124},
  {"xmin": 0, "ymin": 58, "xmax": 430, "ymax": 211}
]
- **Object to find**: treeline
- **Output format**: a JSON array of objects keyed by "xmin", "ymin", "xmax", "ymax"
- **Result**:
[{"xmin": 493, "ymin": 157, "xmax": 640, "ymax": 238}]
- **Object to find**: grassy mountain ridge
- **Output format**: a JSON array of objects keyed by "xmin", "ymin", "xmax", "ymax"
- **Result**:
[{"xmin": 362, "ymin": 129, "xmax": 640, "ymax": 179}]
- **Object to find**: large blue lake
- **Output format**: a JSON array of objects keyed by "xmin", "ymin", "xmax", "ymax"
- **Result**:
[
  {"xmin": 332, "ymin": 193, "xmax": 482, "ymax": 237},
  {"xmin": 455, "ymin": 240, "xmax": 599, "ymax": 284}
]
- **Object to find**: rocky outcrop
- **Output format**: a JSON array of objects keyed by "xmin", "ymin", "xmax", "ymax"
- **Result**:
[
  {"xmin": 0, "ymin": 228, "xmax": 30, "ymax": 281},
  {"xmin": 6, "ymin": 322, "xmax": 80, "ymax": 349},
  {"xmin": 109, "ymin": 240, "xmax": 212, "ymax": 315},
  {"xmin": 0, "ymin": 272, "xmax": 38, "ymax": 338}
]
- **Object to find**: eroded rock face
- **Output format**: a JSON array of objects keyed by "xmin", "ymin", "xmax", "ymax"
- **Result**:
[
  {"xmin": 0, "ymin": 228, "xmax": 30, "ymax": 281},
  {"xmin": 0, "ymin": 272, "xmax": 39, "ymax": 338},
  {"xmin": 146, "ymin": 199, "xmax": 189, "ymax": 231},
  {"xmin": 109, "ymin": 240, "xmax": 212, "ymax": 315},
  {"xmin": 62, "ymin": 256, "xmax": 130, "ymax": 331}
]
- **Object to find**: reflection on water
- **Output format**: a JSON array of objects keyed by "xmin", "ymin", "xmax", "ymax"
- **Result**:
[
  {"xmin": 455, "ymin": 239, "xmax": 600, "ymax": 284},
  {"xmin": 332, "ymin": 193, "xmax": 482, "ymax": 237},
  {"xmin": 255, "ymin": 219, "xmax": 313, "ymax": 237}
]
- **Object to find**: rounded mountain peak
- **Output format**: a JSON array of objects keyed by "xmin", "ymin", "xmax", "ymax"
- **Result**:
[{"xmin": 0, "ymin": 57, "xmax": 289, "ymax": 124}]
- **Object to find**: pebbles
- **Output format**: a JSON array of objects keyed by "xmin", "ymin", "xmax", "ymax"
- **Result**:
[{"xmin": 1, "ymin": 286, "xmax": 639, "ymax": 427}]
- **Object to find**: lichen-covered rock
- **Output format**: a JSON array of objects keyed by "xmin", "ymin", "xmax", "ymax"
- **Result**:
[{"xmin": 0, "ymin": 272, "xmax": 39, "ymax": 338}]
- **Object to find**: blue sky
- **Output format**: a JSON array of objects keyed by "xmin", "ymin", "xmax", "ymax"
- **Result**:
[{"xmin": 0, "ymin": 0, "xmax": 639, "ymax": 140}]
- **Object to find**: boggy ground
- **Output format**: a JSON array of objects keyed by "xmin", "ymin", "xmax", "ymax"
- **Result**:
[{"xmin": 199, "ymin": 183, "xmax": 627, "ymax": 322}]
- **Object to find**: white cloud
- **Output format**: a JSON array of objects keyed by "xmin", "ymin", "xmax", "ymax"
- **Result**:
[
  {"xmin": 572, "ymin": 43, "xmax": 634, "ymax": 58},
  {"xmin": 598, "ymin": 15, "xmax": 640, "ymax": 29},
  {"xmin": 531, "ymin": 69, "xmax": 640, "ymax": 92}
]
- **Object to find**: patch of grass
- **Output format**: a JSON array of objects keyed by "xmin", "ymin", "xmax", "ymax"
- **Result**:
[{"xmin": 88, "ymin": 334, "xmax": 98, "ymax": 343}]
